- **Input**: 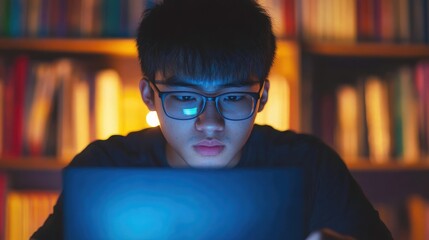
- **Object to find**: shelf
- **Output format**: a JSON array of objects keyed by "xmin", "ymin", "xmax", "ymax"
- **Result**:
[
  {"xmin": 0, "ymin": 38, "xmax": 299, "ymax": 58},
  {"xmin": 0, "ymin": 158, "xmax": 66, "ymax": 171},
  {"xmin": 0, "ymin": 38, "xmax": 138, "ymax": 56},
  {"xmin": 347, "ymin": 160, "xmax": 429, "ymax": 171},
  {"xmin": 304, "ymin": 42, "xmax": 429, "ymax": 58}
]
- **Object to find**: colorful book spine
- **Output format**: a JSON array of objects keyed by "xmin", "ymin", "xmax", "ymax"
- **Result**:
[{"xmin": 5, "ymin": 191, "xmax": 59, "ymax": 240}]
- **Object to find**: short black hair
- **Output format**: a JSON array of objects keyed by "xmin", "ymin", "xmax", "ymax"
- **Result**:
[{"xmin": 136, "ymin": 0, "xmax": 276, "ymax": 85}]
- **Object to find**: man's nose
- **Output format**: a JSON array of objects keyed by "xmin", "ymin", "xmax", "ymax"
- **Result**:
[{"xmin": 195, "ymin": 101, "xmax": 225, "ymax": 133}]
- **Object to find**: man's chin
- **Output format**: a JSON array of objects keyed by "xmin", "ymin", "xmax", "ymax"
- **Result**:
[{"xmin": 186, "ymin": 158, "xmax": 232, "ymax": 169}]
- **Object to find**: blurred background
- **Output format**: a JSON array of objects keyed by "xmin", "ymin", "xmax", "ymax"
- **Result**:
[{"xmin": 0, "ymin": 0, "xmax": 428, "ymax": 239}]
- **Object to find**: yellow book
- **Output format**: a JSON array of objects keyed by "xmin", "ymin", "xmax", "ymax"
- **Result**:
[
  {"xmin": 122, "ymin": 86, "xmax": 150, "ymax": 134},
  {"xmin": 255, "ymin": 74, "xmax": 290, "ymax": 131},
  {"xmin": 72, "ymin": 78, "xmax": 90, "ymax": 155},
  {"xmin": 335, "ymin": 85, "xmax": 359, "ymax": 160},
  {"xmin": 6, "ymin": 192, "xmax": 22, "ymax": 240},
  {"xmin": 365, "ymin": 76, "xmax": 391, "ymax": 163},
  {"xmin": 56, "ymin": 59, "xmax": 76, "ymax": 160},
  {"xmin": 6, "ymin": 191, "xmax": 59, "ymax": 240},
  {"xmin": 95, "ymin": 69, "xmax": 122, "ymax": 140}
]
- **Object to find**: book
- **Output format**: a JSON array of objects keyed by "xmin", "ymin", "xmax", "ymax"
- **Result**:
[
  {"xmin": 8, "ymin": 0, "xmax": 27, "ymax": 37},
  {"xmin": 0, "ymin": 59, "xmax": 4, "ymax": 156},
  {"xmin": 357, "ymin": 0, "xmax": 376, "ymax": 41},
  {"xmin": 335, "ymin": 85, "xmax": 359, "ymax": 160},
  {"xmin": 0, "ymin": 173, "xmax": 8, "ymax": 239},
  {"xmin": 80, "ymin": 0, "xmax": 101, "ymax": 37},
  {"xmin": 379, "ymin": 0, "xmax": 395, "ymax": 42},
  {"xmin": 5, "ymin": 192, "xmax": 21, "ymax": 240},
  {"xmin": 3, "ymin": 56, "xmax": 29, "ymax": 158},
  {"xmin": 26, "ymin": 63, "xmax": 59, "ymax": 156},
  {"xmin": 364, "ymin": 76, "xmax": 391, "ymax": 163},
  {"xmin": 94, "ymin": 69, "xmax": 122, "ymax": 140},
  {"xmin": 128, "ymin": 0, "xmax": 146, "ymax": 37},
  {"xmin": 395, "ymin": 0, "xmax": 410, "ymax": 42},
  {"xmin": 72, "ymin": 75, "xmax": 90, "ymax": 155},
  {"xmin": 102, "ymin": 0, "xmax": 121, "ymax": 37},
  {"xmin": 26, "ymin": 0, "xmax": 42, "ymax": 37},
  {"xmin": 407, "ymin": 195, "xmax": 427, "ymax": 240},
  {"xmin": 409, "ymin": 0, "xmax": 425, "ymax": 43},
  {"xmin": 390, "ymin": 67, "xmax": 420, "ymax": 162},
  {"xmin": 56, "ymin": 59, "xmax": 76, "ymax": 160},
  {"xmin": 6, "ymin": 191, "xmax": 59, "ymax": 240},
  {"xmin": 283, "ymin": 0, "xmax": 296, "ymax": 39},
  {"xmin": 415, "ymin": 62, "xmax": 429, "ymax": 157},
  {"xmin": 122, "ymin": 85, "xmax": 150, "ymax": 134},
  {"xmin": 255, "ymin": 74, "xmax": 290, "ymax": 131}
]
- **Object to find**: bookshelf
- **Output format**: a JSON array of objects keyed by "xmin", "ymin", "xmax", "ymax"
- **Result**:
[
  {"xmin": 304, "ymin": 43, "xmax": 429, "ymax": 57},
  {"xmin": 2, "ymin": 0, "xmax": 429, "ymax": 239},
  {"xmin": 0, "ymin": 38, "xmax": 137, "ymax": 56}
]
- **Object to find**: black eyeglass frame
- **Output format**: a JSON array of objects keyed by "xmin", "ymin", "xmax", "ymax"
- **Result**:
[{"xmin": 146, "ymin": 78, "xmax": 266, "ymax": 121}]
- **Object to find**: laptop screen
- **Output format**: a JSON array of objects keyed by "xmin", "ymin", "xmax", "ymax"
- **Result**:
[{"xmin": 63, "ymin": 167, "xmax": 304, "ymax": 240}]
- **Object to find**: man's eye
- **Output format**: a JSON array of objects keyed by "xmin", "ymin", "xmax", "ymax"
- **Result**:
[
  {"xmin": 224, "ymin": 95, "xmax": 244, "ymax": 102},
  {"xmin": 174, "ymin": 95, "xmax": 196, "ymax": 101}
]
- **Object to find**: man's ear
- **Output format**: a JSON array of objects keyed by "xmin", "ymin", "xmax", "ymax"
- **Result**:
[
  {"xmin": 139, "ymin": 79, "xmax": 156, "ymax": 111},
  {"xmin": 257, "ymin": 80, "xmax": 270, "ymax": 112}
]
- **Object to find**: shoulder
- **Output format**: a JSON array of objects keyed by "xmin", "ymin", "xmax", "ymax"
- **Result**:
[
  {"xmin": 251, "ymin": 124, "xmax": 324, "ymax": 148},
  {"xmin": 248, "ymin": 125, "xmax": 341, "ymax": 167},
  {"xmin": 68, "ymin": 127, "xmax": 165, "ymax": 167}
]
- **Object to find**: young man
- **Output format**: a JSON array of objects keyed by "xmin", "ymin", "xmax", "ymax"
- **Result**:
[{"xmin": 32, "ymin": 0, "xmax": 392, "ymax": 239}]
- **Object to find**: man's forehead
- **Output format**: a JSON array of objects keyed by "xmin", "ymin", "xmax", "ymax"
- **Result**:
[{"xmin": 154, "ymin": 74, "xmax": 260, "ymax": 88}]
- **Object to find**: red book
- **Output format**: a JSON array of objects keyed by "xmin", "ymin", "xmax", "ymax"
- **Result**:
[
  {"xmin": 283, "ymin": 0, "xmax": 296, "ymax": 39},
  {"xmin": 3, "ymin": 56, "xmax": 29, "ymax": 157},
  {"xmin": 13, "ymin": 56, "xmax": 28, "ymax": 157},
  {"xmin": 357, "ymin": 0, "xmax": 376, "ymax": 41}
]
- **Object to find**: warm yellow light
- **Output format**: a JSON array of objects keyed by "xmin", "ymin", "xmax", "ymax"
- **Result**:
[{"xmin": 146, "ymin": 111, "xmax": 160, "ymax": 127}]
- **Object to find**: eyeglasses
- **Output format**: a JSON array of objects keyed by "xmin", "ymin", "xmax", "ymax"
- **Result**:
[{"xmin": 149, "ymin": 80, "xmax": 264, "ymax": 121}]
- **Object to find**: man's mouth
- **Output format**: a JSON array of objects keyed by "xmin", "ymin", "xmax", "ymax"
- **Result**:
[{"xmin": 193, "ymin": 140, "xmax": 225, "ymax": 156}]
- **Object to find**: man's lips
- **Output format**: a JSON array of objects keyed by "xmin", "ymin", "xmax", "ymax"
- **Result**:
[{"xmin": 193, "ymin": 140, "xmax": 225, "ymax": 156}]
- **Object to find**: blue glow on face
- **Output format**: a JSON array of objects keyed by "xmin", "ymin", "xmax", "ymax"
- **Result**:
[{"xmin": 182, "ymin": 107, "xmax": 198, "ymax": 116}]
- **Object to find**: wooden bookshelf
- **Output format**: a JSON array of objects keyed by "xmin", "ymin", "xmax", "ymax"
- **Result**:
[
  {"xmin": 0, "ymin": 38, "xmax": 138, "ymax": 56},
  {"xmin": 304, "ymin": 42, "xmax": 429, "ymax": 58},
  {"xmin": 0, "ymin": 158, "xmax": 66, "ymax": 170},
  {"xmin": 347, "ymin": 160, "xmax": 429, "ymax": 171}
]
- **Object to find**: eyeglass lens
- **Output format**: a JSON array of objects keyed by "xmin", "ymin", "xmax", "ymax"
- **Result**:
[{"xmin": 163, "ymin": 92, "xmax": 256, "ymax": 120}]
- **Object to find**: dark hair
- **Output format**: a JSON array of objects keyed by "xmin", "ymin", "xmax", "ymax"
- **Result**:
[{"xmin": 136, "ymin": 0, "xmax": 276, "ymax": 85}]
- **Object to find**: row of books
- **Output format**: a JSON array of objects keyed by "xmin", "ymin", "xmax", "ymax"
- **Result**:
[
  {"xmin": 0, "ymin": 56, "xmax": 150, "ymax": 161},
  {"xmin": 299, "ymin": 0, "xmax": 429, "ymax": 43},
  {"xmin": 5, "ymin": 190, "xmax": 58, "ymax": 240},
  {"xmin": 1, "ymin": 0, "xmax": 428, "ymax": 43},
  {"xmin": 0, "ymin": 0, "xmax": 297, "ymax": 39},
  {"xmin": 0, "ymin": 0, "xmax": 160, "ymax": 38},
  {"xmin": 315, "ymin": 62, "xmax": 429, "ymax": 163},
  {"xmin": 374, "ymin": 195, "xmax": 429, "ymax": 240},
  {"xmin": 0, "ymin": 54, "xmax": 290, "ymax": 161},
  {"xmin": 0, "ymin": 172, "xmax": 57, "ymax": 240}
]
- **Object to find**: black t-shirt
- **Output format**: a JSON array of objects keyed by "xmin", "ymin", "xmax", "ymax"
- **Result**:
[{"xmin": 31, "ymin": 125, "xmax": 393, "ymax": 239}]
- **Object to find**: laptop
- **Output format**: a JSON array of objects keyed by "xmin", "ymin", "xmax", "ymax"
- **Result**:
[{"xmin": 63, "ymin": 167, "xmax": 304, "ymax": 240}]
